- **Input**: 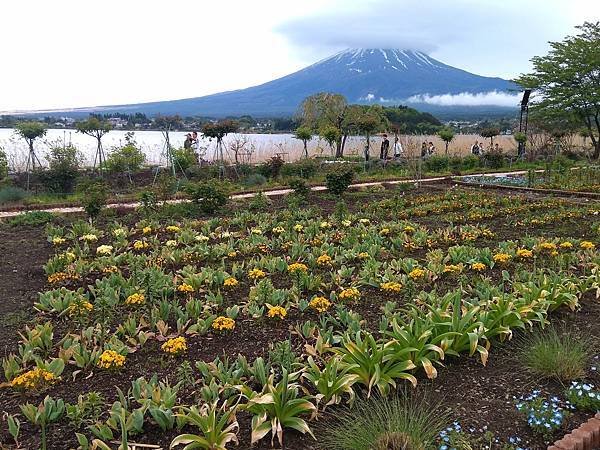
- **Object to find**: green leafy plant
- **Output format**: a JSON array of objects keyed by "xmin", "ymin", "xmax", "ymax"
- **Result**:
[
  {"xmin": 302, "ymin": 355, "xmax": 358, "ymax": 409},
  {"xmin": 77, "ymin": 178, "xmax": 109, "ymax": 221},
  {"xmin": 171, "ymin": 402, "xmax": 239, "ymax": 450},
  {"xmin": 186, "ymin": 180, "xmax": 229, "ymax": 214},
  {"xmin": 20, "ymin": 395, "xmax": 65, "ymax": 450},
  {"xmin": 325, "ymin": 169, "xmax": 354, "ymax": 196}
]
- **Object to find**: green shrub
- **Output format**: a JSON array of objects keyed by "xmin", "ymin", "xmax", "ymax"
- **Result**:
[
  {"xmin": 243, "ymin": 173, "xmax": 267, "ymax": 187},
  {"xmin": 0, "ymin": 186, "xmax": 28, "ymax": 204},
  {"xmin": 77, "ymin": 179, "xmax": 109, "ymax": 221},
  {"xmin": 288, "ymin": 177, "xmax": 310, "ymax": 198},
  {"xmin": 248, "ymin": 192, "xmax": 272, "ymax": 211},
  {"xmin": 423, "ymin": 155, "xmax": 449, "ymax": 173},
  {"xmin": 105, "ymin": 143, "xmax": 146, "ymax": 173},
  {"xmin": 172, "ymin": 147, "xmax": 198, "ymax": 172},
  {"xmin": 325, "ymin": 169, "xmax": 354, "ymax": 196},
  {"xmin": 185, "ymin": 180, "xmax": 229, "ymax": 214},
  {"xmin": 40, "ymin": 144, "xmax": 82, "ymax": 193},
  {"xmin": 0, "ymin": 146, "xmax": 8, "ymax": 180},
  {"xmin": 7, "ymin": 211, "xmax": 56, "ymax": 227},
  {"xmin": 320, "ymin": 393, "xmax": 448, "ymax": 450},
  {"xmin": 280, "ymin": 159, "xmax": 318, "ymax": 179},
  {"xmin": 482, "ymin": 152, "xmax": 505, "ymax": 169},
  {"xmin": 257, "ymin": 156, "xmax": 285, "ymax": 179},
  {"xmin": 518, "ymin": 327, "xmax": 592, "ymax": 381}
]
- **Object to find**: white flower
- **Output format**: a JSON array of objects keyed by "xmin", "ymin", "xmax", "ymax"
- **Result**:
[{"xmin": 96, "ymin": 245, "xmax": 113, "ymax": 256}]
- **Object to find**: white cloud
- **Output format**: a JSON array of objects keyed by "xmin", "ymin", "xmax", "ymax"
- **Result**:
[{"xmin": 406, "ymin": 91, "xmax": 522, "ymax": 107}]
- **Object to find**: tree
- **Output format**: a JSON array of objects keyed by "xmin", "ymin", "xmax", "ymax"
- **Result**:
[
  {"xmin": 15, "ymin": 121, "xmax": 47, "ymax": 189},
  {"xmin": 299, "ymin": 93, "xmax": 349, "ymax": 158},
  {"xmin": 318, "ymin": 125, "xmax": 341, "ymax": 156},
  {"xmin": 437, "ymin": 127, "xmax": 455, "ymax": 155},
  {"xmin": 75, "ymin": 117, "xmax": 112, "ymax": 171},
  {"xmin": 355, "ymin": 105, "xmax": 388, "ymax": 160},
  {"xmin": 480, "ymin": 128, "xmax": 500, "ymax": 147},
  {"xmin": 202, "ymin": 120, "xmax": 239, "ymax": 168},
  {"xmin": 293, "ymin": 126, "xmax": 312, "ymax": 158},
  {"xmin": 515, "ymin": 22, "xmax": 600, "ymax": 159}
]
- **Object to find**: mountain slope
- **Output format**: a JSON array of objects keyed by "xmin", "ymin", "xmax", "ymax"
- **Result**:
[{"xmin": 17, "ymin": 49, "xmax": 518, "ymax": 117}]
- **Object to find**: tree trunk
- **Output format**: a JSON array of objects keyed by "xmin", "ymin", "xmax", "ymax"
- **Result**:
[
  {"xmin": 365, "ymin": 133, "xmax": 371, "ymax": 161},
  {"xmin": 445, "ymin": 141, "xmax": 449, "ymax": 156},
  {"xmin": 593, "ymin": 140, "xmax": 600, "ymax": 160},
  {"xmin": 303, "ymin": 140, "xmax": 308, "ymax": 158}
]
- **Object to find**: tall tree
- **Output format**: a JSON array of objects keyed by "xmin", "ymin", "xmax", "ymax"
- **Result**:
[
  {"xmin": 15, "ymin": 121, "xmax": 47, "ymax": 189},
  {"xmin": 299, "ymin": 93, "xmax": 348, "ymax": 158},
  {"xmin": 355, "ymin": 105, "xmax": 388, "ymax": 160},
  {"xmin": 76, "ymin": 117, "xmax": 112, "ymax": 171},
  {"xmin": 293, "ymin": 126, "xmax": 313, "ymax": 158},
  {"xmin": 515, "ymin": 22, "xmax": 600, "ymax": 159}
]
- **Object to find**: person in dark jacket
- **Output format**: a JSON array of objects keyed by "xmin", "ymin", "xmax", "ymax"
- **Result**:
[
  {"xmin": 184, "ymin": 133, "xmax": 193, "ymax": 149},
  {"xmin": 380, "ymin": 134, "xmax": 390, "ymax": 160}
]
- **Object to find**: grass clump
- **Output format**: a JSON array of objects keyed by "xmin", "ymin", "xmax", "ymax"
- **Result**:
[
  {"xmin": 7, "ymin": 211, "xmax": 56, "ymax": 227},
  {"xmin": 519, "ymin": 327, "xmax": 592, "ymax": 381},
  {"xmin": 319, "ymin": 392, "xmax": 448, "ymax": 450},
  {"xmin": 0, "ymin": 186, "xmax": 29, "ymax": 204}
]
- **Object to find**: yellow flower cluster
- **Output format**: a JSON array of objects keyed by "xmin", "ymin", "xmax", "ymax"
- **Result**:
[
  {"xmin": 272, "ymin": 226, "xmax": 285, "ymax": 234},
  {"xmin": 161, "ymin": 336, "xmax": 187, "ymax": 355},
  {"xmin": 80, "ymin": 234, "xmax": 98, "ymax": 242},
  {"xmin": 320, "ymin": 221, "xmax": 331, "ymax": 229},
  {"xmin": 227, "ymin": 251, "xmax": 238, "ymax": 258},
  {"xmin": 471, "ymin": 262, "xmax": 487, "ymax": 272},
  {"xmin": 178, "ymin": 283, "xmax": 195, "ymax": 293},
  {"xmin": 443, "ymin": 264, "xmax": 462, "ymax": 274},
  {"xmin": 559, "ymin": 241, "xmax": 573, "ymax": 249},
  {"xmin": 224, "ymin": 277, "xmax": 239, "ymax": 287},
  {"xmin": 267, "ymin": 305, "xmax": 287, "ymax": 319},
  {"xmin": 68, "ymin": 300, "xmax": 93, "ymax": 317},
  {"xmin": 293, "ymin": 224, "xmax": 304, "ymax": 232},
  {"xmin": 251, "ymin": 228, "xmax": 263, "ymax": 235},
  {"xmin": 212, "ymin": 316, "xmax": 235, "ymax": 331},
  {"xmin": 493, "ymin": 253, "xmax": 511, "ymax": 264},
  {"xmin": 52, "ymin": 237, "xmax": 66, "ymax": 245},
  {"xmin": 11, "ymin": 368, "xmax": 56, "ymax": 390},
  {"xmin": 409, "ymin": 268, "xmax": 426, "ymax": 280},
  {"xmin": 309, "ymin": 296, "xmax": 331, "ymax": 312},
  {"xmin": 339, "ymin": 287, "xmax": 360, "ymax": 301},
  {"xmin": 379, "ymin": 228, "xmax": 391, "ymax": 236},
  {"xmin": 133, "ymin": 240, "xmax": 150, "ymax": 250},
  {"xmin": 248, "ymin": 269, "xmax": 266, "ymax": 280},
  {"xmin": 113, "ymin": 228, "xmax": 127, "ymax": 238},
  {"xmin": 538, "ymin": 242, "xmax": 557, "ymax": 252},
  {"xmin": 316, "ymin": 254, "xmax": 332, "ymax": 266},
  {"xmin": 102, "ymin": 265, "xmax": 119, "ymax": 274},
  {"xmin": 47, "ymin": 272, "xmax": 80, "ymax": 284},
  {"xmin": 580, "ymin": 241, "xmax": 596, "ymax": 250},
  {"xmin": 357, "ymin": 252, "xmax": 370, "ymax": 260},
  {"xmin": 403, "ymin": 225, "xmax": 416, "ymax": 234},
  {"xmin": 288, "ymin": 263, "xmax": 308, "ymax": 274},
  {"xmin": 142, "ymin": 226, "xmax": 152, "ymax": 234},
  {"xmin": 166, "ymin": 225, "xmax": 181, "ymax": 233},
  {"xmin": 166, "ymin": 240, "xmax": 178, "ymax": 247},
  {"xmin": 381, "ymin": 281, "xmax": 402, "ymax": 293},
  {"xmin": 342, "ymin": 220, "xmax": 352, "ymax": 227},
  {"xmin": 516, "ymin": 248, "xmax": 533, "ymax": 258},
  {"xmin": 96, "ymin": 245, "xmax": 113, "ymax": 256},
  {"xmin": 126, "ymin": 293, "xmax": 145, "ymax": 305},
  {"xmin": 97, "ymin": 350, "xmax": 126, "ymax": 370}
]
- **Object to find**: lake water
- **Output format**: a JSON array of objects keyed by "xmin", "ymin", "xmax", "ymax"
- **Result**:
[{"xmin": 0, "ymin": 128, "xmax": 515, "ymax": 171}]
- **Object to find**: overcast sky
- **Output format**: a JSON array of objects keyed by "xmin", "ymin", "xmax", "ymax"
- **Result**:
[{"xmin": 1, "ymin": 0, "xmax": 599, "ymax": 111}]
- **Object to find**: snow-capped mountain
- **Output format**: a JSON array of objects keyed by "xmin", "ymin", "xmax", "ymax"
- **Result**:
[{"xmin": 17, "ymin": 49, "xmax": 518, "ymax": 117}]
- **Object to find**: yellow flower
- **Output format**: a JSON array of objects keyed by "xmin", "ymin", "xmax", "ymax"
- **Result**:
[
  {"xmin": 320, "ymin": 221, "xmax": 331, "ymax": 229},
  {"xmin": 165, "ymin": 239, "xmax": 178, "ymax": 247},
  {"xmin": 248, "ymin": 269, "xmax": 266, "ymax": 280},
  {"xmin": 133, "ymin": 240, "xmax": 150, "ymax": 250},
  {"xmin": 126, "ymin": 293, "xmax": 145, "ymax": 305},
  {"xmin": 178, "ymin": 283, "xmax": 195, "ymax": 293},
  {"xmin": 227, "ymin": 251, "xmax": 238, "ymax": 258},
  {"xmin": 113, "ymin": 228, "xmax": 127, "ymax": 238},
  {"xmin": 166, "ymin": 225, "xmax": 181, "ymax": 233},
  {"xmin": 52, "ymin": 237, "xmax": 66, "ymax": 245},
  {"xmin": 471, "ymin": 262, "xmax": 486, "ymax": 272},
  {"xmin": 212, "ymin": 316, "xmax": 235, "ymax": 331},
  {"xmin": 47, "ymin": 272, "xmax": 80, "ymax": 284},
  {"xmin": 341, "ymin": 220, "xmax": 352, "ymax": 227},
  {"xmin": 357, "ymin": 252, "xmax": 370, "ymax": 260},
  {"xmin": 380, "ymin": 228, "xmax": 391, "ymax": 236},
  {"xmin": 516, "ymin": 248, "xmax": 533, "ymax": 258},
  {"xmin": 195, "ymin": 234, "xmax": 209, "ymax": 242},
  {"xmin": 316, "ymin": 254, "xmax": 333, "ymax": 266},
  {"xmin": 288, "ymin": 262, "xmax": 308, "ymax": 274},
  {"xmin": 68, "ymin": 300, "xmax": 93, "ymax": 317},
  {"xmin": 580, "ymin": 241, "xmax": 596, "ymax": 250},
  {"xmin": 381, "ymin": 281, "xmax": 402, "ymax": 293},
  {"xmin": 97, "ymin": 350, "xmax": 126, "ymax": 370},
  {"xmin": 339, "ymin": 287, "xmax": 360, "ymax": 301},
  {"xmin": 408, "ymin": 268, "xmax": 426, "ymax": 280},
  {"xmin": 80, "ymin": 234, "xmax": 98, "ymax": 242},
  {"xmin": 538, "ymin": 242, "xmax": 557, "ymax": 252},
  {"xmin": 96, "ymin": 245, "xmax": 113, "ymax": 256},
  {"xmin": 142, "ymin": 226, "xmax": 152, "ymax": 234},
  {"xmin": 224, "ymin": 277, "xmax": 239, "ymax": 287},
  {"xmin": 309, "ymin": 296, "xmax": 331, "ymax": 313},
  {"xmin": 251, "ymin": 228, "xmax": 263, "ymax": 235},
  {"xmin": 443, "ymin": 264, "xmax": 462, "ymax": 274},
  {"xmin": 493, "ymin": 253, "xmax": 511, "ymax": 264},
  {"xmin": 161, "ymin": 337, "xmax": 187, "ymax": 355},
  {"xmin": 272, "ymin": 226, "xmax": 285, "ymax": 234},
  {"xmin": 11, "ymin": 368, "xmax": 56, "ymax": 390},
  {"xmin": 403, "ymin": 225, "xmax": 416, "ymax": 234},
  {"xmin": 293, "ymin": 224, "xmax": 304, "ymax": 232},
  {"xmin": 359, "ymin": 218, "xmax": 370, "ymax": 224},
  {"xmin": 559, "ymin": 241, "xmax": 573, "ymax": 249},
  {"xmin": 267, "ymin": 305, "xmax": 287, "ymax": 319},
  {"xmin": 102, "ymin": 265, "xmax": 118, "ymax": 274}
]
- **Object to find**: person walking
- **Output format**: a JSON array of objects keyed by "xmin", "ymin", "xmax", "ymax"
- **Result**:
[
  {"xmin": 471, "ymin": 141, "xmax": 480, "ymax": 155},
  {"xmin": 380, "ymin": 134, "xmax": 390, "ymax": 160},
  {"xmin": 393, "ymin": 136, "xmax": 404, "ymax": 159}
]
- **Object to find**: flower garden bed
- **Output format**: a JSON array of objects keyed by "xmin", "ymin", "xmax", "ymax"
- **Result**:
[{"xmin": 0, "ymin": 186, "xmax": 599, "ymax": 449}]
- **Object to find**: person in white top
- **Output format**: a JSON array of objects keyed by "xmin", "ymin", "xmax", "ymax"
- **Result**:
[{"xmin": 393, "ymin": 136, "xmax": 404, "ymax": 158}]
